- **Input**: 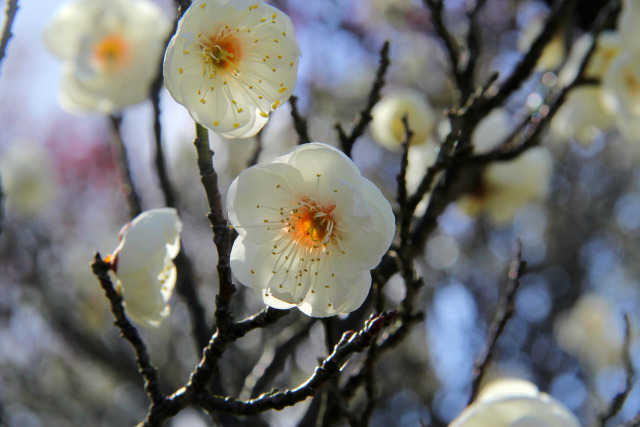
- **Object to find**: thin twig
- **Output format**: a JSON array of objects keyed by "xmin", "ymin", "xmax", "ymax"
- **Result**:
[
  {"xmin": 108, "ymin": 114, "xmax": 143, "ymax": 218},
  {"xmin": 193, "ymin": 123, "xmax": 236, "ymax": 328},
  {"xmin": 479, "ymin": 0, "xmax": 576, "ymax": 113},
  {"xmin": 91, "ymin": 253, "xmax": 164, "ymax": 405},
  {"xmin": 197, "ymin": 312, "xmax": 395, "ymax": 416},
  {"xmin": 422, "ymin": 0, "xmax": 467, "ymax": 100},
  {"xmin": 336, "ymin": 41, "xmax": 391, "ymax": 158},
  {"xmin": 289, "ymin": 95, "xmax": 311, "ymax": 144},
  {"xmin": 468, "ymin": 241, "xmax": 526, "ymax": 404},
  {"xmin": 396, "ymin": 115, "xmax": 413, "ymax": 248},
  {"xmin": 250, "ymin": 321, "xmax": 315, "ymax": 398},
  {"xmin": 467, "ymin": 0, "xmax": 621, "ymax": 165},
  {"xmin": 140, "ymin": 307, "xmax": 289, "ymax": 426},
  {"xmin": 600, "ymin": 314, "xmax": 635, "ymax": 426},
  {"xmin": 0, "ymin": 0, "xmax": 18, "ymax": 74}
]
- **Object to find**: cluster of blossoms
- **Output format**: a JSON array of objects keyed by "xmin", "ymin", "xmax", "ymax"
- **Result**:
[
  {"xmin": 450, "ymin": 378, "xmax": 580, "ymax": 426},
  {"xmin": 163, "ymin": 0, "xmax": 301, "ymax": 138},
  {"xmin": 44, "ymin": 0, "xmax": 171, "ymax": 113},
  {"xmin": 105, "ymin": 209, "xmax": 183, "ymax": 327},
  {"xmin": 227, "ymin": 143, "xmax": 395, "ymax": 317},
  {"xmin": 551, "ymin": 0, "xmax": 640, "ymax": 144}
]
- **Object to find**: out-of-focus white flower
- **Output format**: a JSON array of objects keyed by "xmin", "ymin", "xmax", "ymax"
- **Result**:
[
  {"xmin": 551, "ymin": 86, "xmax": 614, "ymax": 145},
  {"xmin": 44, "ymin": 0, "xmax": 171, "ymax": 113},
  {"xmin": 106, "ymin": 208, "xmax": 183, "ymax": 327},
  {"xmin": 458, "ymin": 110, "xmax": 553, "ymax": 224},
  {"xmin": 227, "ymin": 143, "xmax": 395, "ymax": 317},
  {"xmin": 601, "ymin": 50, "xmax": 640, "ymax": 141},
  {"xmin": 558, "ymin": 32, "xmax": 622, "ymax": 87},
  {"xmin": 518, "ymin": 18, "xmax": 564, "ymax": 71},
  {"xmin": 163, "ymin": 0, "xmax": 300, "ymax": 138},
  {"xmin": 619, "ymin": 0, "xmax": 640, "ymax": 51},
  {"xmin": 0, "ymin": 142, "xmax": 58, "ymax": 217},
  {"xmin": 554, "ymin": 294, "xmax": 623, "ymax": 372},
  {"xmin": 449, "ymin": 378, "xmax": 580, "ymax": 427},
  {"xmin": 370, "ymin": 90, "xmax": 437, "ymax": 151}
]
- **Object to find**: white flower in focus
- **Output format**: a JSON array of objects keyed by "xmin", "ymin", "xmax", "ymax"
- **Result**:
[
  {"xmin": 0, "ymin": 142, "xmax": 58, "ymax": 217},
  {"xmin": 163, "ymin": 0, "xmax": 300, "ymax": 138},
  {"xmin": 44, "ymin": 0, "xmax": 171, "ymax": 113},
  {"xmin": 107, "ymin": 208, "xmax": 183, "ymax": 327},
  {"xmin": 458, "ymin": 110, "xmax": 553, "ymax": 224},
  {"xmin": 551, "ymin": 86, "xmax": 614, "ymax": 145},
  {"xmin": 554, "ymin": 294, "xmax": 623, "ymax": 372},
  {"xmin": 449, "ymin": 378, "xmax": 580, "ymax": 427},
  {"xmin": 601, "ymin": 50, "xmax": 640, "ymax": 141},
  {"xmin": 370, "ymin": 90, "xmax": 437, "ymax": 151},
  {"xmin": 227, "ymin": 143, "xmax": 395, "ymax": 317}
]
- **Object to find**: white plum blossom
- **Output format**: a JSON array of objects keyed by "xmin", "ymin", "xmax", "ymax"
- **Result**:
[
  {"xmin": 44, "ymin": 0, "xmax": 171, "ymax": 113},
  {"xmin": 163, "ymin": 0, "xmax": 300, "ymax": 138},
  {"xmin": 554, "ymin": 294, "xmax": 623, "ymax": 372},
  {"xmin": 370, "ymin": 90, "xmax": 437, "ymax": 151},
  {"xmin": 449, "ymin": 378, "xmax": 580, "ymax": 427},
  {"xmin": 458, "ymin": 109, "xmax": 553, "ymax": 224},
  {"xmin": 106, "ymin": 208, "xmax": 183, "ymax": 327},
  {"xmin": 551, "ymin": 86, "xmax": 614, "ymax": 145},
  {"xmin": 227, "ymin": 143, "xmax": 395, "ymax": 317},
  {"xmin": 618, "ymin": 0, "xmax": 640, "ymax": 51},
  {"xmin": 558, "ymin": 32, "xmax": 622, "ymax": 88},
  {"xmin": 0, "ymin": 141, "xmax": 58, "ymax": 217},
  {"xmin": 601, "ymin": 50, "xmax": 640, "ymax": 141}
]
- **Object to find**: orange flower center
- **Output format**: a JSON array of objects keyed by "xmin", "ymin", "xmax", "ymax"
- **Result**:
[
  {"xmin": 200, "ymin": 29, "xmax": 243, "ymax": 75},
  {"xmin": 93, "ymin": 34, "xmax": 131, "ymax": 71},
  {"xmin": 287, "ymin": 200, "xmax": 337, "ymax": 249}
]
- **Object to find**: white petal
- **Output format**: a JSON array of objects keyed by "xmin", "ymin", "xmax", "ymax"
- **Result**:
[
  {"xmin": 227, "ymin": 162, "xmax": 302, "ymax": 244},
  {"xmin": 274, "ymin": 143, "xmax": 362, "ymax": 188},
  {"xmin": 116, "ymin": 208, "xmax": 183, "ymax": 275}
]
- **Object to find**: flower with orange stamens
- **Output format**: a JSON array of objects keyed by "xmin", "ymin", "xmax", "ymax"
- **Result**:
[
  {"xmin": 227, "ymin": 143, "xmax": 395, "ymax": 317},
  {"xmin": 44, "ymin": 0, "xmax": 171, "ymax": 113},
  {"xmin": 163, "ymin": 0, "xmax": 300, "ymax": 138}
]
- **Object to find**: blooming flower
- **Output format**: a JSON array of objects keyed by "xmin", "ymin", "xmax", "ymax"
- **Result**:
[
  {"xmin": 449, "ymin": 378, "xmax": 580, "ymax": 427},
  {"xmin": 105, "ymin": 208, "xmax": 183, "ymax": 327},
  {"xmin": 370, "ymin": 90, "xmax": 437, "ymax": 151},
  {"xmin": 163, "ymin": 0, "xmax": 300, "ymax": 138},
  {"xmin": 458, "ymin": 110, "xmax": 553, "ymax": 224},
  {"xmin": 227, "ymin": 143, "xmax": 395, "ymax": 317},
  {"xmin": 44, "ymin": 0, "xmax": 171, "ymax": 113}
]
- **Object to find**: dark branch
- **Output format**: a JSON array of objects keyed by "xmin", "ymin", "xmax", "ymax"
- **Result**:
[
  {"xmin": 91, "ymin": 253, "xmax": 163, "ymax": 405},
  {"xmin": 193, "ymin": 123, "xmax": 236, "ymax": 329},
  {"xmin": 140, "ymin": 307, "xmax": 290, "ymax": 426},
  {"xmin": 290, "ymin": 95, "xmax": 311, "ymax": 144},
  {"xmin": 468, "ymin": 242, "xmax": 526, "ymax": 405},
  {"xmin": 479, "ymin": 0, "xmax": 576, "ymax": 113},
  {"xmin": 108, "ymin": 114, "xmax": 143, "ymax": 218},
  {"xmin": 336, "ymin": 41, "xmax": 390, "ymax": 158},
  {"xmin": 250, "ymin": 321, "xmax": 315, "ymax": 398},
  {"xmin": 197, "ymin": 312, "xmax": 394, "ymax": 416},
  {"xmin": 422, "ymin": 0, "xmax": 468, "ymax": 100},
  {"xmin": 0, "ymin": 0, "xmax": 18, "ymax": 74},
  {"xmin": 600, "ymin": 314, "xmax": 635, "ymax": 426}
]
